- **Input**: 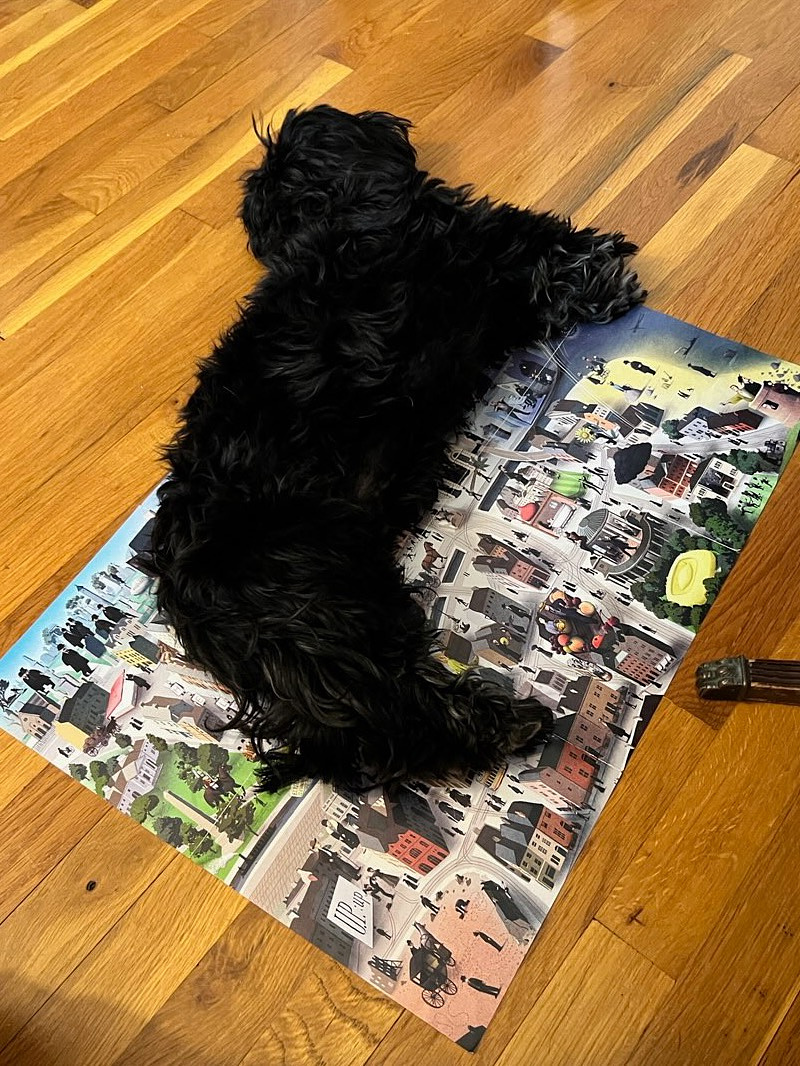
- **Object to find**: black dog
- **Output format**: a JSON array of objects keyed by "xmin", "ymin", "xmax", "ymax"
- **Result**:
[{"xmin": 148, "ymin": 105, "xmax": 644, "ymax": 793}]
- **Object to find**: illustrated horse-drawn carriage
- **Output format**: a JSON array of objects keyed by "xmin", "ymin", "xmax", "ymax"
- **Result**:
[{"xmin": 408, "ymin": 925, "xmax": 458, "ymax": 1008}]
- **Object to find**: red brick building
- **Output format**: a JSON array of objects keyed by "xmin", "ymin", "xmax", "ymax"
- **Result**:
[{"xmin": 389, "ymin": 829, "xmax": 448, "ymax": 874}]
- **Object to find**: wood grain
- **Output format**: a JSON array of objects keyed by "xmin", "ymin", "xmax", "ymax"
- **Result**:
[{"xmin": 2, "ymin": 1, "xmax": 800, "ymax": 1063}]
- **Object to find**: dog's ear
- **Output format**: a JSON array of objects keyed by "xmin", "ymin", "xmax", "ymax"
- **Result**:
[{"xmin": 240, "ymin": 106, "xmax": 419, "ymax": 264}]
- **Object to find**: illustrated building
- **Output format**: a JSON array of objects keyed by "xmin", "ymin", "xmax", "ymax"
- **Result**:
[
  {"xmin": 674, "ymin": 406, "xmax": 721, "ymax": 441},
  {"xmin": 519, "ymin": 736, "xmax": 599, "ymax": 810},
  {"xmin": 516, "ymin": 491, "xmax": 578, "ymax": 535},
  {"xmin": 639, "ymin": 452, "xmax": 701, "ymax": 498},
  {"xmin": 551, "ymin": 711, "xmax": 612, "ymax": 759},
  {"xmin": 471, "ymin": 623, "xmax": 525, "ymax": 666},
  {"xmin": 614, "ymin": 629, "xmax": 676, "ymax": 684},
  {"xmin": 356, "ymin": 788, "xmax": 448, "ymax": 874},
  {"xmin": 289, "ymin": 850, "xmax": 362, "ymax": 968},
  {"xmin": 751, "ymin": 382, "xmax": 800, "ymax": 426},
  {"xmin": 168, "ymin": 700, "xmax": 228, "ymax": 742},
  {"xmin": 689, "ymin": 456, "xmax": 744, "ymax": 501},
  {"xmin": 55, "ymin": 681, "xmax": 114, "ymax": 746},
  {"xmin": 473, "ymin": 535, "xmax": 552, "ymax": 587},
  {"xmin": 611, "ymin": 402, "xmax": 664, "ymax": 441},
  {"xmin": 107, "ymin": 737, "xmax": 162, "ymax": 813},
  {"xmin": 573, "ymin": 508, "xmax": 676, "ymax": 589},
  {"xmin": 706, "ymin": 409, "xmax": 763, "ymax": 434},
  {"xmin": 559, "ymin": 674, "xmax": 629, "ymax": 725},
  {"xmin": 469, "ymin": 587, "xmax": 531, "ymax": 630},
  {"xmin": 476, "ymin": 799, "xmax": 579, "ymax": 889},
  {"xmin": 17, "ymin": 699, "xmax": 56, "ymax": 739}
]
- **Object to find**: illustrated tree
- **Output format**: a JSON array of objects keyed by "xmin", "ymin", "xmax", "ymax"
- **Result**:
[
  {"xmin": 721, "ymin": 449, "xmax": 774, "ymax": 474},
  {"xmin": 69, "ymin": 764, "xmax": 88, "ymax": 782},
  {"xmin": 153, "ymin": 815, "xmax": 188, "ymax": 847},
  {"xmin": 129, "ymin": 792, "xmax": 160, "ymax": 824},
  {"xmin": 146, "ymin": 734, "xmax": 169, "ymax": 752},
  {"xmin": 661, "ymin": 418, "xmax": 682, "ymax": 440},
  {"xmin": 88, "ymin": 759, "xmax": 113, "ymax": 794}
]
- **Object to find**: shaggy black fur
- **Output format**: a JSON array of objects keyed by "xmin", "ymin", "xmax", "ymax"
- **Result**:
[{"xmin": 148, "ymin": 105, "xmax": 644, "ymax": 793}]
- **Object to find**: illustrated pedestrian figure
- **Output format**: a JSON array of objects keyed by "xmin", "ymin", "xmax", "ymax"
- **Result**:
[
  {"xmin": 403, "ymin": 874, "xmax": 419, "ymax": 889},
  {"xmin": 91, "ymin": 615, "xmax": 115, "ymax": 638},
  {"xmin": 449, "ymin": 789, "xmax": 471, "ymax": 807},
  {"xmin": 102, "ymin": 605, "xmax": 131, "ymax": 623},
  {"xmin": 674, "ymin": 336, "xmax": 698, "ymax": 358},
  {"xmin": 438, "ymin": 801, "xmax": 465, "ymax": 821},
  {"xmin": 688, "ymin": 363, "xmax": 716, "ymax": 378},
  {"xmin": 368, "ymin": 876, "xmax": 394, "ymax": 899},
  {"xmin": 367, "ymin": 867, "xmax": 399, "ymax": 888},
  {"xmin": 455, "ymin": 898, "xmax": 470, "ymax": 919},
  {"xmin": 18, "ymin": 668, "xmax": 55, "ymax": 693},
  {"xmin": 473, "ymin": 930, "xmax": 504, "ymax": 951},
  {"xmin": 623, "ymin": 360, "xmax": 655, "ymax": 375},
  {"xmin": 57, "ymin": 747, "xmax": 73, "ymax": 759},
  {"xmin": 57, "ymin": 646, "xmax": 93, "ymax": 677},
  {"xmin": 455, "ymin": 598, "xmax": 469, "ymax": 608},
  {"xmin": 375, "ymin": 928, "xmax": 392, "ymax": 939},
  {"xmin": 460, "ymin": 976, "xmax": 502, "ymax": 997},
  {"xmin": 420, "ymin": 896, "xmax": 440, "ymax": 916}
]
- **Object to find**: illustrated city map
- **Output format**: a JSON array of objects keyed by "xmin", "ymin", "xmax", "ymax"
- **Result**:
[{"xmin": 2, "ymin": 306, "xmax": 797, "ymax": 1050}]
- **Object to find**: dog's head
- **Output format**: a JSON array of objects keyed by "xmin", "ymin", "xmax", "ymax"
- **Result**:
[{"xmin": 241, "ymin": 105, "xmax": 419, "ymax": 264}]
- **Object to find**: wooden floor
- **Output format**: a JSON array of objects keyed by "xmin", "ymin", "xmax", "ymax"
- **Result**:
[{"xmin": 2, "ymin": 0, "xmax": 800, "ymax": 1062}]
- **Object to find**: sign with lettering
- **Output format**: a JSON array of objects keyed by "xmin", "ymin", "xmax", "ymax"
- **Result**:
[{"xmin": 327, "ymin": 876, "xmax": 374, "ymax": 947}]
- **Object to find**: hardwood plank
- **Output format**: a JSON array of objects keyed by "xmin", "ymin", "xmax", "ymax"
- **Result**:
[
  {"xmin": 0, "ymin": 862, "xmax": 246, "ymax": 1065},
  {"xmin": 0, "ymin": 57, "xmax": 349, "ymax": 335},
  {"xmin": 0, "ymin": 733, "xmax": 45, "ymax": 811},
  {"xmin": 0, "ymin": 96, "xmax": 167, "ymax": 241},
  {"xmin": 575, "ymin": 52, "xmax": 752, "ymax": 224},
  {"xmin": 0, "ymin": 0, "xmax": 82, "ymax": 75},
  {"xmin": 0, "ymin": 22, "xmax": 209, "ymax": 184},
  {"xmin": 587, "ymin": 25, "xmax": 800, "ymax": 245},
  {"xmin": 145, "ymin": 0, "xmax": 325, "ymax": 112},
  {"xmin": 0, "ymin": 769, "xmax": 105, "ymax": 924},
  {"xmin": 632, "ymin": 143, "xmax": 791, "ymax": 295},
  {"xmin": 183, "ymin": 0, "xmax": 278, "ymax": 38},
  {"xmin": 596, "ymin": 705, "xmax": 800, "ymax": 976},
  {"xmin": 242, "ymin": 963, "xmax": 400, "ymax": 1066},
  {"xmin": 758, "ymin": 990, "xmax": 800, "ymax": 1066},
  {"xmin": 316, "ymin": 0, "xmax": 436, "ymax": 70},
  {"xmin": 107, "ymin": 908, "xmax": 313, "ymax": 1066},
  {"xmin": 625, "ymin": 793, "xmax": 800, "ymax": 1065},
  {"xmin": 0, "ymin": 0, "xmax": 213, "ymax": 140},
  {"xmin": 412, "ymin": 34, "xmax": 563, "ymax": 168},
  {"xmin": 0, "ymin": 0, "xmax": 45, "ymax": 31},
  {"xmin": 0, "ymin": 810, "xmax": 173, "ymax": 1039},
  {"xmin": 323, "ymin": 0, "xmax": 554, "ymax": 121},
  {"xmin": 61, "ymin": 34, "xmax": 343, "ymax": 215},
  {"xmin": 495, "ymin": 922, "xmax": 674, "ymax": 1066},
  {"xmin": 729, "ymin": 232, "xmax": 800, "ymax": 361},
  {"xmin": 0, "ymin": 224, "xmax": 257, "ymax": 619},
  {"xmin": 179, "ymin": 145, "xmax": 261, "ymax": 228},
  {"xmin": 525, "ymin": 0, "xmax": 627, "ymax": 49},
  {"xmin": 654, "ymin": 160, "xmax": 800, "ymax": 336},
  {"xmin": 0, "ymin": 194, "xmax": 94, "ymax": 288},
  {"xmin": 0, "ymin": 209, "xmax": 206, "ymax": 407},
  {"xmin": 749, "ymin": 81, "xmax": 800, "ymax": 164}
]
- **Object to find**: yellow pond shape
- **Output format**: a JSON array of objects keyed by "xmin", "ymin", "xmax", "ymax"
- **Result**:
[{"xmin": 665, "ymin": 549, "xmax": 717, "ymax": 607}]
